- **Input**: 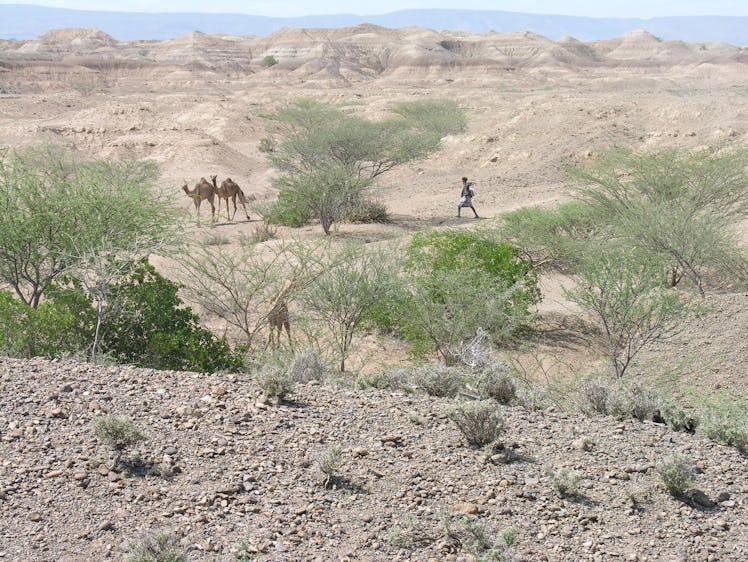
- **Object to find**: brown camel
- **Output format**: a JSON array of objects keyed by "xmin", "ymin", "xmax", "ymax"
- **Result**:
[
  {"xmin": 212, "ymin": 176, "xmax": 254, "ymax": 221},
  {"xmin": 267, "ymin": 279, "xmax": 293, "ymax": 348},
  {"xmin": 182, "ymin": 176, "xmax": 217, "ymax": 225}
]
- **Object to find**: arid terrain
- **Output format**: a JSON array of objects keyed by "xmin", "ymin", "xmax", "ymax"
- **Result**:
[{"xmin": 0, "ymin": 25, "xmax": 747, "ymax": 561}]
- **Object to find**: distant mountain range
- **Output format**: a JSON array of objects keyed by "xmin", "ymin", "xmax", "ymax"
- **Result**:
[{"xmin": 0, "ymin": 4, "xmax": 747, "ymax": 45}]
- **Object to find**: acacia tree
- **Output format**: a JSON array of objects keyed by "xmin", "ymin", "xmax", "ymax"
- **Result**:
[
  {"xmin": 174, "ymin": 237, "xmax": 326, "ymax": 348},
  {"xmin": 569, "ymin": 147, "xmax": 748, "ymax": 295},
  {"xmin": 262, "ymin": 98, "xmax": 467, "ymax": 234},
  {"xmin": 300, "ymin": 244, "xmax": 395, "ymax": 372},
  {"xmin": 0, "ymin": 145, "xmax": 177, "ymax": 308},
  {"xmin": 566, "ymin": 250, "xmax": 692, "ymax": 379}
]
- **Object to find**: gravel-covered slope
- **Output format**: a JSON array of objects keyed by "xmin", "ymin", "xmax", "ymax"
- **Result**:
[{"xmin": 1, "ymin": 357, "xmax": 746, "ymax": 561}]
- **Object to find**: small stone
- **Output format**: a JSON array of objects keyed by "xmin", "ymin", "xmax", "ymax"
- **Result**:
[
  {"xmin": 98, "ymin": 520, "xmax": 115, "ymax": 531},
  {"xmin": 28, "ymin": 511, "xmax": 42, "ymax": 522},
  {"xmin": 164, "ymin": 446, "xmax": 178, "ymax": 456},
  {"xmin": 572, "ymin": 436, "xmax": 593, "ymax": 451},
  {"xmin": 352, "ymin": 447, "xmax": 369, "ymax": 458},
  {"xmin": 451, "ymin": 502, "xmax": 480, "ymax": 515},
  {"xmin": 716, "ymin": 491, "xmax": 731, "ymax": 502},
  {"xmin": 45, "ymin": 469, "xmax": 64, "ymax": 478},
  {"xmin": 684, "ymin": 488, "xmax": 716, "ymax": 508},
  {"xmin": 73, "ymin": 471, "xmax": 88, "ymax": 481},
  {"xmin": 623, "ymin": 464, "xmax": 650, "ymax": 474},
  {"xmin": 97, "ymin": 464, "xmax": 111, "ymax": 476},
  {"xmin": 60, "ymin": 384, "xmax": 73, "ymax": 393}
]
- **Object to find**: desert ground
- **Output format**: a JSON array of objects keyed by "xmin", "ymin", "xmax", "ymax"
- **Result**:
[{"xmin": 0, "ymin": 26, "xmax": 747, "ymax": 561}]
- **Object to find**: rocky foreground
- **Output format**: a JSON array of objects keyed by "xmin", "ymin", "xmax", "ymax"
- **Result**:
[{"xmin": 1, "ymin": 357, "xmax": 747, "ymax": 561}]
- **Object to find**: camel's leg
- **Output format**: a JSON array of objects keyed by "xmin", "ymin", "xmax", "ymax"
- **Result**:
[
  {"xmin": 230, "ymin": 195, "xmax": 238, "ymax": 221},
  {"xmin": 194, "ymin": 199, "xmax": 202, "ymax": 226},
  {"xmin": 238, "ymin": 191, "xmax": 251, "ymax": 220},
  {"xmin": 208, "ymin": 196, "xmax": 216, "ymax": 223},
  {"xmin": 239, "ymin": 199, "xmax": 250, "ymax": 221}
]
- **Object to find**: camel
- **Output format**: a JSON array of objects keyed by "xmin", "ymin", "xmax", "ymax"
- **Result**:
[
  {"xmin": 267, "ymin": 279, "xmax": 293, "ymax": 348},
  {"xmin": 211, "ymin": 176, "xmax": 254, "ymax": 221},
  {"xmin": 182, "ymin": 176, "xmax": 217, "ymax": 225}
]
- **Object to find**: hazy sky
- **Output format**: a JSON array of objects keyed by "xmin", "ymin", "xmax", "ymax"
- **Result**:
[{"xmin": 1, "ymin": 1, "xmax": 748, "ymax": 18}]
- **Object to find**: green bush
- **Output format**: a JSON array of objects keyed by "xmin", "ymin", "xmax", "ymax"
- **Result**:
[
  {"xmin": 261, "ymin": 55, "xmax": 278, "ymax": 67},
  {"xmin": 447, "ymin": 400, "xmax": 505, "ymax": 447},
  {"xmin": 405, "ymin": 230, "xmax": 541, "ymax": 309},
  {"xmin": 255, "ymin": 368, "xmax": 293, "ymax": 403},
  {"xmin": 263, "ymin": 190, "xmax": 314, "ymax": 227},
  {"xmin": 545, "ymin": 465, "xmax": 583, "ymax": 497},
  {"xmin": 414, "ymin": 364, "xmax": 466, "ymax": 397},
  {"xmin": 126, "ymin": 532, "xmax": 188, "ymax": 562},
  {"xmin": 96, "ymin": 260, "xmax": 244, "ymax": 373},
  {"xmin": 657, "ymin": 454, "xmax": 696, "ymax": 496},
  {"xmin": 0, "ymin": 289, "xmax": 91, "ymax": 358},
  {"xmin": 344, "ymin": 200, "xmax": 389, "ymax": 223},
  {"xmin": 658, "ymin": 399, "xmax": 698, "ymax": 433},
  {"xmin": 698, "ymin": 395, "xmax": 748, "ymax": 454},
  {"xmin": 388, "ymin": 230, "xmax": 540, "ymax": 363},
  {"xmin": 92, "ymin": 415, "xmax": 146, "ymax": 468}
]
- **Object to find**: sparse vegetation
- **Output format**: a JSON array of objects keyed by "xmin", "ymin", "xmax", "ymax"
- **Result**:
[
  {"xmin": 657, "ymin": 454, "xmax": 696, "ymax": 497},
  {"xmin": 3, "ymin": 24, "xmax": 748, "ymax": 562},
  {"xmin": 625, "ymin": 485, "xmax": 650, "ymax": 511},
  {"xmin": 126, "ymin": 532, "xmax": 188, "ymax": 562},
  {"xmin": 443, "ymin": 513, "xmax": 517, "ymax": 561},
  {"xmin": 261, "ymin": 54, "xmax": 278, "ymax": 67},
  {"xmin": 249, "ymin": 222, "xmax": 277, "ymax": 243},
  {"xmin": 658, "ymin": 399, "xmax": 698, "ymax": 433},
  {"xmin": 447, "ymin": 400, "xmax": 505, "ymax": 447},
  {"xmin": 413, "ymin": 364, "xmax": 466, "ymax": 397},
  {"xmin": 545, "ymin": 465, "xmax": 583, "ymax": 497},
  {"xmin": 475, "ymin": 367, "xmax": 517, "ymax": 405},
  {"xmin": 92, "ymin": 415, "xmax": 146, "ymax": 469},
  {"xmin": 315, "ymin": 444, "xmax": 342, "ymax": 488},
  {"xmin": 233, "ymin": 539, "xmax": 260, "ymax": 561},
  {"xmin": 698, "ymin": 394, "xmax": 748, "ymax": 454},
  {"xmin": 286, "ymin": 348, "xmax": 328, "ymax": 382},
  {"xmin": 255, "ymin": 367, "xmax": 293, "ymax": 403}
]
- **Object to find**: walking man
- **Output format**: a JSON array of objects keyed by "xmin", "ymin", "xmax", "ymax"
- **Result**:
[{"xmin": 457, "ymin": 176, "xmax": 479, "ymax": 218}]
